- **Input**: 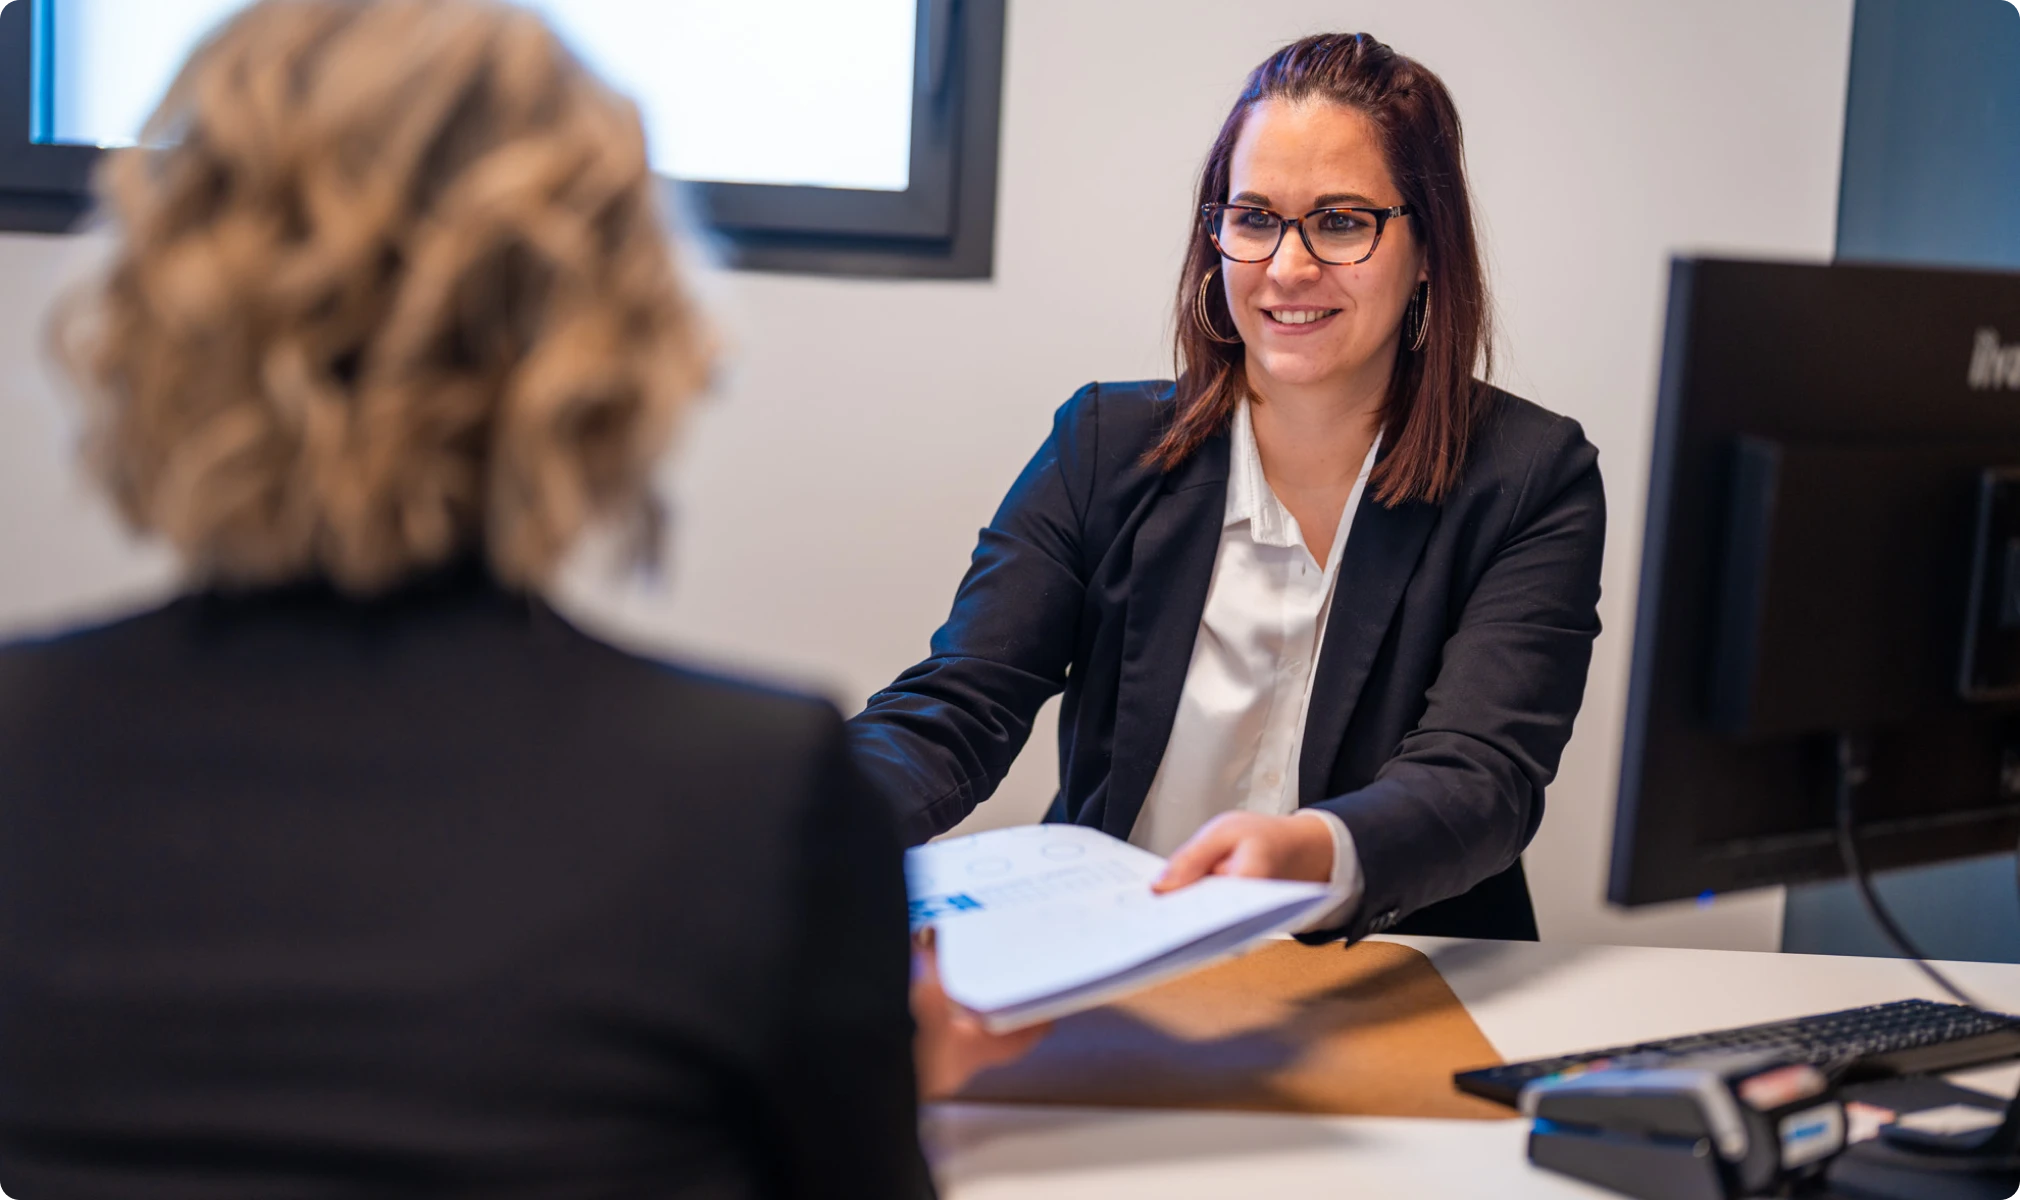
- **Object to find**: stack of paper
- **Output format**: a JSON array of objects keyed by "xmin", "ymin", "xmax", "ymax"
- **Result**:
[{"xmin": 906, "ymin": 824, "xmax": 1335, "ymax": 1031}]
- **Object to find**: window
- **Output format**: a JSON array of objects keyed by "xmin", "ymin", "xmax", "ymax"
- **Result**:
[{"xmin": 0, "ymin": 0, "xmax": 1004, "ymax": 277}]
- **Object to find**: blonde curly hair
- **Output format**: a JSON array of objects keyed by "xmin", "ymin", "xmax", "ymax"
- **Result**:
[{"xmin": 55, "ymin": 0, "xmax": 711, "ymax": 594}]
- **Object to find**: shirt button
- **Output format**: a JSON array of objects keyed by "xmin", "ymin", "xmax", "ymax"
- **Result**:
[{"xmin": 1262, "ymin": 770, "xmax": 1282, "ymax": 788}]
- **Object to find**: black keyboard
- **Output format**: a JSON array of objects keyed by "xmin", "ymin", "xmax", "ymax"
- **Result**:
[{"xmin": 1455, "ymin": 998, "xmax": 2020, "ymax": 1108}]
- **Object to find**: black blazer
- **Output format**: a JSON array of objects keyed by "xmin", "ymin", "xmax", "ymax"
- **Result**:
[
  {"xmin": 0, "ymin": 568, "xmax": 932, "ymax": 1200},
  {"xmin": 846, "ymin": 381, "xmax": 1605, "ymax": 943}
]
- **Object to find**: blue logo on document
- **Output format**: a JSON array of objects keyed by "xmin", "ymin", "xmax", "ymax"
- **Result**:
[{"xmin": 910, "ymin": 892, "xmax": 984, "ymax": 927}]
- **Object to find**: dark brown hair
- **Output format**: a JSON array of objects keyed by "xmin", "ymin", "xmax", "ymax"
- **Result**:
[{"xmin": 1148, "ymin": 32, "xmax": 1492, "ymax": 505}]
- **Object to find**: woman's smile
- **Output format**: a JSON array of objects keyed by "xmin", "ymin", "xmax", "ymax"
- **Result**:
[{"xmin": 1262, "ymin": 305, "xmax": 1344, "ymax": 332}]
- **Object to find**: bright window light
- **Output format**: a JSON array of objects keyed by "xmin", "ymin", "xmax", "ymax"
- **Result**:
[{"xmin": 40, "ymin": 0, "xmax": 917, "ymax": 192}]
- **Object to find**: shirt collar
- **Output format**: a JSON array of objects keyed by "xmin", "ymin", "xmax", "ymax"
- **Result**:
[
  {"xmin": 1225, "ymin": 399, "xmax": 1299, "ymax": 547},
  {"xmin": 1224, "ymin": 397, "xmax": 1383, "ymax": 551}
]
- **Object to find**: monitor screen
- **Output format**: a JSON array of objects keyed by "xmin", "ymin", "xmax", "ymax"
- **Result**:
[
  {"xmin": 34, "ymin": 0, "xmax": 917, "ymax": 192},
  {"xmin": 1610, "ymin": 258, "xmax": 2020, "ymax": 907}
]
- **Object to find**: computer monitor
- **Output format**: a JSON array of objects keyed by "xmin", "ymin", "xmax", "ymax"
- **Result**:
[{"xmin": 1610, "ymin": 258, "xmax": 2020, "ymax": 907}]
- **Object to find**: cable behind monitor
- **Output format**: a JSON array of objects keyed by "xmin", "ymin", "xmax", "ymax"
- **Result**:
[{"xmin": 1831, "ymin": 732, "xmax": 1994, "ymax": 1011}]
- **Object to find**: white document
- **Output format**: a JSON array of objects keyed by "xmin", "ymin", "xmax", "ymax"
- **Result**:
[{"xmin": 907, "ymin": 824, "xmax": 1335, "ymax": 1032}]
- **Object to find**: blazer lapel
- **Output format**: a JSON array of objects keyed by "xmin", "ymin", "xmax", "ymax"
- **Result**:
[
  {"xmin": 1099, "ymin": 437, "xmax": 1230, "ymax": 839},
  {"xmin": 1297, "ymin": 490, "xmax": 1440, "ymax": 804}
]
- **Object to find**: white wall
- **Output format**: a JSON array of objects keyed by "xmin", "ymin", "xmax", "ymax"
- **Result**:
[
  {"xmin": 0, "ymin": 234, "xmax": 178, "ymax": 631},
  {"xmin": 0, "ymin": 0, "xmax": 1855, "ymax": 951}
]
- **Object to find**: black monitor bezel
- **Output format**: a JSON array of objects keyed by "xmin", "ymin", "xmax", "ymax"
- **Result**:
[{"xmin": 1610, "ymin": 257, "xmax": 2020, "ymax": 907}]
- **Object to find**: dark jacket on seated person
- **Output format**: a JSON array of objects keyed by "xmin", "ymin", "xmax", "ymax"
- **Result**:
[
  {"xmin": 0, "ymin": 565, "xmax": 933, "ymax": 1200},
  {"xmin": 848, "ymin": 381, "xmax": 1605, "ymax": 944}
]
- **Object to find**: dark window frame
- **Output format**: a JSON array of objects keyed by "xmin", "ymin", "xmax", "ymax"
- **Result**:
[{"xmin": 0, "ymin": 0, "xmax": 1004, "ymax": 278}]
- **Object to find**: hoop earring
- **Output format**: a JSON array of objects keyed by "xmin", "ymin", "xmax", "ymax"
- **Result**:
[
  {"xmin": 1194, "ymin": 268, "xmax": 1242, "ymax": 345},
  {"xmin": 1406, "ymin": 281, "xmax": 1431, "ymax": 353}
]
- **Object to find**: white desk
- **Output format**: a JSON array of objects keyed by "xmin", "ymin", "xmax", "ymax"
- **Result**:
[{"xmin": 925, "ymin": 937, "xmax": 2020, "ymax": 1198}]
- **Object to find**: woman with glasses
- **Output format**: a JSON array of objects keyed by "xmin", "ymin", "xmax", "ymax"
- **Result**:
[{"xmin": 848, "ymin": 33, "xmax": 1605, "ymax": 943}]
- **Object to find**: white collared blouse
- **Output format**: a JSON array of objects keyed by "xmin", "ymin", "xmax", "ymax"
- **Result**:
[{"xmin": 1128, "ymin": 398, "xmax": 1376, "ymax": 925}]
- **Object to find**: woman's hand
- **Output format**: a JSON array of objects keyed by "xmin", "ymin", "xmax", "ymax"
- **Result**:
[
  {"xmin": 1152, "ymin": 810, "xmax": 1336, "ymax": 892},
  {"xmin": 911, "ymin": 929, "xmax": 1049, "ymax": 1100}
]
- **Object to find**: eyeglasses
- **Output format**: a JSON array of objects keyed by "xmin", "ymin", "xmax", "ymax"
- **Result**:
[{"xmin": 1200, "ymin": 202, "xmax": 1413, "ymax": 266}]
